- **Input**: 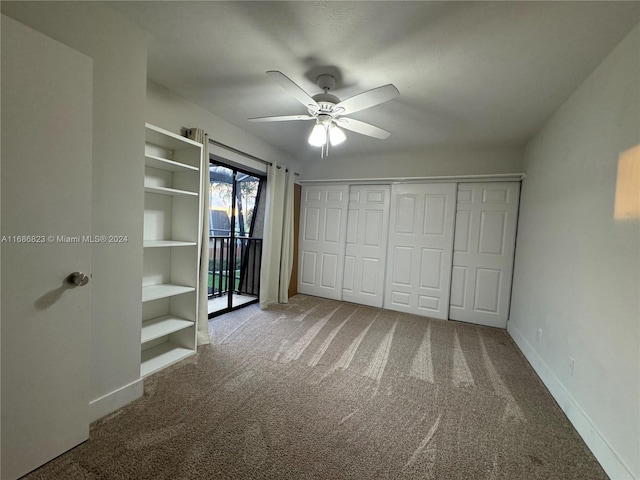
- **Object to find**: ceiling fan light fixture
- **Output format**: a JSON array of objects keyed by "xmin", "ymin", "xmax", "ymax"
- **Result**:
[
  {"xmin": 329, "ymin": 125, "xmax": 346, "ymax": 146},
  {"xmin": 250, "ymin": 71, "xmax": 399, "ymax": 156},
  {"xmin": 308, "ymin": 122, "xmax": 327, "ymax": 147}
]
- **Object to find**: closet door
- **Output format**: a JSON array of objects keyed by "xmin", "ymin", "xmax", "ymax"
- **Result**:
[
  {"xmin": 384, "ymin": 183, "xmax": 456, "ymax": 320},
  {"xmin": 342, "ymin": 185, "xmax": 390, "ymax": 307},
  {"xmin": 298, "ymin": 184, "xmax": 349, "ymax": 300},
  {"xmin": 449, "ymin": 182, "xmax": 520, "ymax": 328}
]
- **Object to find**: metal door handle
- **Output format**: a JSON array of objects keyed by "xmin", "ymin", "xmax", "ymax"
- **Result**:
[{"xmin": 67, "ymin": 272, "xmax": 89, "ymax": 287}]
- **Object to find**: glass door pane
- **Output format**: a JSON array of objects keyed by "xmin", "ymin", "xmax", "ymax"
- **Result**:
[
  {"xmin": 234, "ymin": 173, "xmax": 262, "ymax": 302},
  {"xmin": 208, "ymin": 165, "xmax": 234, "ymax": 302},
  {"xmin": 208, "ymin": 163, "xmax": 264, "ymax": 317}
]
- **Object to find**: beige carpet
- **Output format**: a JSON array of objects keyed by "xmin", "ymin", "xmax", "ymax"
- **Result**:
[{"xmin": 25, "ymin": 295, "xmax": 607, "ymax": 479}]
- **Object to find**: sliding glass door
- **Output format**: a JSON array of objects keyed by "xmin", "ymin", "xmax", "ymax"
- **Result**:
[{"xmin": 208, "ymin": 162, "xmax": 265, "ymax": 317}]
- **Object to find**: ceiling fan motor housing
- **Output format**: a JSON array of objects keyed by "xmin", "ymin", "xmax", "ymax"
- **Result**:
[
  {"xmin": 316, "ymin": 74, "xmax": 336, "ymax": 92},
  {"xmin": 312, "ymin": 96, "xmax": 340, "ymax": 112},
  {"xmin": 311, "ymin": 74, "xmax": 341, "ymax": 115}
]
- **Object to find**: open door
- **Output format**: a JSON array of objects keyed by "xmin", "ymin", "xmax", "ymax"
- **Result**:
[
  {"xmin": 1, "ymin": 14, "xmax": 93, "ymax": 480},
  {"xmin": 208, "ymin": 163, "xmax": 265, "ymax": 316}
]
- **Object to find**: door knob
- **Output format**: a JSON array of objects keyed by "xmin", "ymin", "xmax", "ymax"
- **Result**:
[{"xmin": 67, "ymin": 272, "xmax": 89, "ymax": 287}]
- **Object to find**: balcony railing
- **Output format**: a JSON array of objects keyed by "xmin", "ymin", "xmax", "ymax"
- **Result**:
[{"xmin": 208, "ymin": 236, "xmax": 262, "ymax": 298}]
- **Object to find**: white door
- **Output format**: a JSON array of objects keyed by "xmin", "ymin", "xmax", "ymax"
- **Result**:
[
  {"xmin": 1, "ymin": 15, "xmax": 93, "ymax": 480},
  {"xmin": 342, "ymin": 185, "xmax": 390, "ymax": 307},
  {"xmin": 449, "ymin": 182, "xmax": 520, "ymax": 328},
  {"xmin": 298, "ymin": 185, "xmax": 349, "ymax": 300},
  {"xmin": 384, "ymin": 183, "xmax": 456, "ymax": 319}
]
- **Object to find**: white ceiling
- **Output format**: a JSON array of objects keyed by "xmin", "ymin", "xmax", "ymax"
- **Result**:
[{"xmin": 109, "ymin": 1, "xmax": 640, "ymax": 162}]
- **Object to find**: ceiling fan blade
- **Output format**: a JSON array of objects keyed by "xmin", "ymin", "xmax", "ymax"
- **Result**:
[
  {"xmin": 335, "ymin": 84, "xmax": 399, "ymax": 115},
  {"xmin": 248, "ymin": 114, "xmax": 315, "ymax": 122},
  {"xmin": 335, "ymin": 118, "xmax": 391, "ymax": 139},
  {"xmin": 266, "ymin": 71, "xmax": 319, "ymax": 110}
]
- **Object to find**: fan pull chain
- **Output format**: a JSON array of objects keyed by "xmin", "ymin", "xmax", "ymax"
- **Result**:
[{"xmin": 322, "ymin": 123, "xmax": 330, "ymax": 159}]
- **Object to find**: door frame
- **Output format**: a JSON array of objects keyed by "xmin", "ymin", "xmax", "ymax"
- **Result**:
[{"xmin": 208, "ymin": 159, "xmax": 265, "ymax": 318}]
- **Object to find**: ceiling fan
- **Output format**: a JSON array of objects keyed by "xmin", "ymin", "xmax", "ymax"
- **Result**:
[{"xmin": 248, "ymin": 71, "xmax": 399, "ymax": 157}]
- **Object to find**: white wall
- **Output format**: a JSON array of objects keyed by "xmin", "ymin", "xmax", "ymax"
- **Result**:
[
  {"xmin": 299, "ymin": 145, "xmax": 523, "ymax": 180},
  {"xmin": 146, "ymin": 80, "xmax": 298, "ymax": 174},
  {"xmin": 509, "ymin": 24, "xmax": 640, "ymax": 480},
  {"xmin": 1, "ymin": 2, "xmax": 148, "ymax": 418}
]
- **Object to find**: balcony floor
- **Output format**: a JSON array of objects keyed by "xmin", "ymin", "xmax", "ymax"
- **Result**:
[{"xmin": 208, "ymin": 293, "xmax": 258, "ymax": 315}]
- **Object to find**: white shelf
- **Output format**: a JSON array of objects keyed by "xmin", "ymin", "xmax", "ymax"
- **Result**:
[
  {"xmin": 145, "ymin": 154, "xmax": 198, "ymax": 172},
  {"xmin": 142, "ymin": 284, "xmax": 195, "ymax": 302},
  {"xmin": 144, "ymin": 185, "xmax": 198, "ymax": 197},
  {"xmin": 141, "ymin": 123, "xmax": 202, "ymax": 379},
  {"xmin": 143, "ymin": 240, "xmax": 197, "ymax": 248},
  {"xmin": 140, "ymin": 342, "xmax": 195, "ymax": 378},
  {"xmin": 145, "ymin": 123, "xmax": 202, "ymax": 151},
  {"xmin": 141, "ymin": 315, "xmax": 194, "ymax": 343}
]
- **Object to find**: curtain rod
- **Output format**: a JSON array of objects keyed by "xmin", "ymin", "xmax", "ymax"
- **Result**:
[{"xmin": 208, "ymin": 138, "xmax": 299, "ymax": 176}]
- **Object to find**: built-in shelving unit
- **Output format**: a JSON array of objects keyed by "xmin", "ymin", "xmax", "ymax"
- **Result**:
[{"xmin": 141, "ymin": 123, "xmax": 203, "ymax": 378}]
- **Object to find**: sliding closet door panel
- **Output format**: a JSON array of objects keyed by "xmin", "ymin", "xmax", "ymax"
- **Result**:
[
  {"xmin": 342, "ymin": 185, "xmax": 390, "ymax": 307},
  {"xmin": 320, "ymin": 253, "xmax": 339, "ymax": 288},
  {"xmin": 449, "ymin": 182, "xmax": 519, "ymax": 328},
  {"xmin": 384, "ymin": 183, "xmax": 456, "ymax": 319},
  {"xmin": 343, "ymin": 256, "xmax": 355, "ymax": 292},
  {"xmin": 300, "ymin": 251, "xmax": 317, "ymax": 285},
  {"xmin": 324, "ymin": 209, "xmax": 343, "ymax": 243},
  {"xmin": 298, "ymin": 185, "xmax": 349, "ymax": 299},
  {"xmin": 302, "ymin": 207, "xmax": 320, "ymax": 241}
]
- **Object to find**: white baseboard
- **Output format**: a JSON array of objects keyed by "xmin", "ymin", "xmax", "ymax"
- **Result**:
[
  {"xmin": 89, "ymin": 378, "xmax": 144, "ymax": 423},
  {"xmin": 507, "ymin": 323, "xmax": 636, "ymax": 480}
]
